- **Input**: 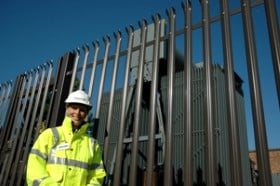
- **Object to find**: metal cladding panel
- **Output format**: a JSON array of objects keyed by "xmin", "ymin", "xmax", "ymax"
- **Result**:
[
  {"xmin": 98, "ymin": 86, "xmax": 161, "ymax": 184},
  {"xmin": 213, "ymin": 65, "xmax": 230, "ymax": 183},
  {"xmin": 98, "ymin": 89, "xmax": 123, "ymax": 146},
  {"xmin": 236, "ymin": 88, "xmax": 253, "ymax": 186},
  {"xmin": 130, "ymin": 19, "xmax": 167, "ymax": 84},
  {"xmin": 97, "ymin": 64, "xmax": 251, "ymax": 185},
  {"xmin": 158, "ymin": 64, "xmax": 251, "ymax": 185},
  {"xmin": 37, "ymin": 50, "xmax": 253, "ymax": 186}
]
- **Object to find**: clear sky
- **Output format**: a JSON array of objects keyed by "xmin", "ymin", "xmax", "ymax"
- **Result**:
[
  {"xmin": 0, "ymin": 0, "xmax": 279, "ymax": 151},
  {"xmin": 0, "ymin": 0, "xmax": 183, "ymax": 82}
]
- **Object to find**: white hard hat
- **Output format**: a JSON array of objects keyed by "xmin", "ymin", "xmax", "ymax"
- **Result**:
[{"xmin": 65, "ymin": 90, "xmax": 92, "ymax": 109}]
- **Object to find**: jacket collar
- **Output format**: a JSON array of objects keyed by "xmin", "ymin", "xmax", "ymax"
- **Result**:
[{"xmin": 62, "ymin": 116, "xmax": 89, "ymax": 135}]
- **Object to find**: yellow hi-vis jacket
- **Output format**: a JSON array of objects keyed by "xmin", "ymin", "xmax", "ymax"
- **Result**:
[{"xmin": 26, "ymin": 116, "xmax": 106, "ymax": 186}]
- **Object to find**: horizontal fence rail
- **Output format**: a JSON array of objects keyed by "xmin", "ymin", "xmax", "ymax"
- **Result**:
[{"xmin": 0, "ymin": 0, "xmax": 279, "ymax": 185}]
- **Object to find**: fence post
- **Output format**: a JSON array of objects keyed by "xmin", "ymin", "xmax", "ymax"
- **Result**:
[
  {"xmin": 241, "ymin": 0, "xmax": 272, "ymax": 185},
  {"xmin": 47, "ymin": 52, "xmax": 75, "ymax": 127},
  {"xmin": 0, "ymin": 77, "xmax": 22, "ymax": 155},
  {"xmin": 0, "ymin": 76, "xmax": 24, "ymax": 185},
  {"xmin": 263, "ymin": 0, "xmax": 280, "ymax": 107}
]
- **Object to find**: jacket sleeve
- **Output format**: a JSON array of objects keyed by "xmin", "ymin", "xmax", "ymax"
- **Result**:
[
  {"xmin": 87, "ymin": 141, "xmax": 106, "ymax": 186},
  {"xmin": 26, "ymin": 129, "xmax": 60, "ymax": 186}
]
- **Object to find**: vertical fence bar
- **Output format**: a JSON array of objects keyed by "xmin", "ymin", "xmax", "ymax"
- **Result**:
[
  {"xmin": 104, "ymin": 31, "xmax": 122, "ymax": 163},
  {"xmin": 129, "ymin": 20, "xmax": 147, "ymax": 186},
  {"xmin": 164, "ymin": 7, "xmax": 176, "ymax": 186},
  {"xmin": 0, "ymin": 76, "xmax": 24, "ymax": 184},
  {"xmin": 90, "ymin": 36, "xmax": 110, "ymax": 139},
  {"xmin": 263, "ymin": 0, "xmax": 280, "ymax": 107},
  {"xmin": 47, "ymin": 52, "xmax": 75, "ymax": 127},
  {"xmin": 146, "ymin": 14, "xmax": 161, "ymax": 186},
  {"xmin": 15, "ymin": 64, "xmax": 47, "ymax": 186},
  {"xmin": 1, "ymin": 71, "xmax": 32, "ymax": 185},
  {"xmin": 240, "ymin": 0, "xmax": 272, "ymax": 185},
  {"xmin": 182, "ymin": 1, "xmax": 193, "ymax": 185},
  {"xmin": 113, "ymin": 26, "xmax": 134, "ymax": 186},
  {"xmin": 19, "ymin": 62, "xmax": 53, "ymax": 186},
  {"xmin": 0, "ymin": 84, "xmax": 8, "ymax": 120},
  {"xmin": 200, "ymin": 0, "xmax": 216, "ymax": 185},
  {"xmin": 33, "ymin": 62, "xmax": 53, "ymax": 139},
  {"xmin": 69, "ymin": 50, "xmax": 80, "ymax": 93},
  {"xmin": 88, "ymin": 41, "xmax": 100, "ymax": 98},
  {"xmin": 79, "ymin": 45, "xmax": 90, "ymax": 90},
  {"xmin": 9, "ymin": 67, "xmax": 41, "ymax": 186},
  {"xmin": 0, "ymin": 84, "xmax": 5, "ymax": 106},
  {"xmin": 220, "ymin": 0, "xmax": 243, "ymax": 185},
  {"xmin": 0, "ymin": 76, "xmax": 23, "ymax": 159},
  {"xmin": 95, "ymin": 36, "xmax": 110, "ymax": 119},
  {"xmin": 0, "ymin": 85, "xmax": 5, "ymax": 126}
]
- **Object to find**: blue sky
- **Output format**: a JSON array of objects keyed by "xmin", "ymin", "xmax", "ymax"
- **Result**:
[
  {"xmin": 0, "ymin": 0, "xmax": 183, "ymax": 82},
  {"xmin": 0, "ymin": 0, "xmax": 279, "ymax": 151}
]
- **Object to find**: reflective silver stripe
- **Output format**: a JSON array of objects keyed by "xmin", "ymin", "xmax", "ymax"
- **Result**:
[
  {"xmin": 50, "ymin": 127, "xmax": 59, "ymax": 148},
  {"xmin": 88, "ymin": 137, "xmax": 105, "ymax": 170},
  {"xmin": 89, "ymin": 137, "xmax": 96, "ymax": 147},
  {"xmin": 32, "ymin": 176, "xmax": 48, "ymax": 186},
  {"xmin": 48, "ymin": 128, "xmax": 104, "ymax": 171},
  {"xmin": 47, "ymin": 156, "xmax": 102, "ymax": 170},
  {"xmin": 48, "ymin": 155, "xmax": 66, "ymax": 165},
  {"xmin": 30, "ymin": 149, "xmax": 48, "ymax": 160},
  {"xmin": 89, "ymin": 137, "xmax": 95, "ymax": 157},
  {"xmin": 29, "ymin": 128, "xmax": 60, "ymax": 161}
]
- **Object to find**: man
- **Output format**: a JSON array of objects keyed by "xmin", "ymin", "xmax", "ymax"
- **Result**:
[{"xmin": 26, "ymin": 90, "xmax": 106, "ymax": 186}]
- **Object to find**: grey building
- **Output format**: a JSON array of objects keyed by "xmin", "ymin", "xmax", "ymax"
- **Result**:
[{"xmin": 97, "ymin": 62, "xmax": 252, "ymax": 185}]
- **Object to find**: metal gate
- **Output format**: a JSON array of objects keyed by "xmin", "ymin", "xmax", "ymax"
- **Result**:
[{"xmin": 0, "ymin": 0, "xmax": 279, "ymax": 185}]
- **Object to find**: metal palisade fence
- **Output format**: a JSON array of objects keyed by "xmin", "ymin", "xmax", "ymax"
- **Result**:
[{"xmin": 0, "ymin": 0, "xmax": 279, "ymax": 185}]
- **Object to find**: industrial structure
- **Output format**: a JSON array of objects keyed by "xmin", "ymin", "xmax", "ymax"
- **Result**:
[{"xmin": 98, "ymin": 62, "xmax": 252, "ymax": 185}]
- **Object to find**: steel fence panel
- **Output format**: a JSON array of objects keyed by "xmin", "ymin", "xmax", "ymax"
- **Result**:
[{"xmin": 0, "ymin": 0, "xmax": 279, "ymax": 185}]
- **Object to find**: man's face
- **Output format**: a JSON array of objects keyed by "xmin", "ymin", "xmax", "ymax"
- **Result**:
[{"xmin": 66, "ymin": 103, "xmax": 88, "ymax": 128}]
